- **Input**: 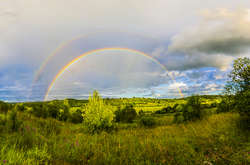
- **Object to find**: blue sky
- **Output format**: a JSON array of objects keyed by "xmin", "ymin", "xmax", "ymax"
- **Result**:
[{"xmin": 1, "ymin": 0, "xmax": 250, "ymax": 101}]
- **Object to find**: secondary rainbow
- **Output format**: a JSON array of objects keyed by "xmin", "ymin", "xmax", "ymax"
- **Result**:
[{"xmin": 44, "ymin": 48, "xmax": 184, "ymax": 101}]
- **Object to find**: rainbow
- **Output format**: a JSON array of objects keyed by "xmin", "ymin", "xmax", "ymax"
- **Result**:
[
  {"xmin": 44, "ymin": 48, "xmax": 184, "ymax": 101},
  {"xmin": 32, "ymin": 32, "xmax": 158, "ymax": 84}
]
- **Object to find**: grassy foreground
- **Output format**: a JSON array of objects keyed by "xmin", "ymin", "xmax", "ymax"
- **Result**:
[{"xmin": 0, "ymin": 112, "xmax": 249, "ymax": 165}]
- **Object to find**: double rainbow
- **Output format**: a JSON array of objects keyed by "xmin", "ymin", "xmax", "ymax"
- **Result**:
[{"xmin": 43, "ymin": 48, "xmax": 184, "ymax": 101}]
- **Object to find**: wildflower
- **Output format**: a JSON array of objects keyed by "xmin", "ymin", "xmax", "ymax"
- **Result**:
[
  {"xmin": 3, "ymin": 160, "xmax": 7, "ymax": 164},
  {"xmin": 75, "ymin": 139, "xmax": 79, "ymax": 147}
]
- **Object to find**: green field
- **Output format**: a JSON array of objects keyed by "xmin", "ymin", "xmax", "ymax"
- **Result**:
[{"xmin": 0, "ymin": 95, "xmax": 249, "ymax": 165}]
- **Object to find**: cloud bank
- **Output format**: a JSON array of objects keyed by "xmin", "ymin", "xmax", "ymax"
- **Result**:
[{"xmin": 167, "ymin": 8, "xmax": 250, "ymax": 70}]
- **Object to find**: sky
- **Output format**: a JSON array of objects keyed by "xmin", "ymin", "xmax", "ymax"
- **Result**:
[{"xmin": 1, "ymin": 0, "xmax": 250, "ymax": 101}]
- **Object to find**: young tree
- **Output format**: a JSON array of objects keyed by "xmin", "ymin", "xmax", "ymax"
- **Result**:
[{"xmin": 82, "ymin": 90, "xmax": 115, "ymax": 133}]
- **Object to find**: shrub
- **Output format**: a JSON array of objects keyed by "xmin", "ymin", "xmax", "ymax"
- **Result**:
[
  {"xmin": 155, "ymin": 106, "xmax": 172, "ymax": 114},
  {"xmin": 0, "ymin": 101, "xmax": 9, "ymax": 114},
  {"xmin": 32, "ymin": 105, "xmax": 48, "ymax": 118},
  {"xmin": 58, "ymin": 107, "xmax": 70, "ymax": 121},
  {"xmin": 115, "ymin": 104, "xmax": 137, "ymax": 123},
  {"xmin": 173, "ymin": 112, "xmax": 184, "ymax": 123},
  {"xmin": 217, "ymin": 100, "xmax": 231, "ymax": 113},
  {"xmin": 69, "ymin": 107, "xmax": 83, "ymax": 123},
  {"xmin": 138, "ymin": 110, "xmax": 144, "ymax": 116},
  {"xmin": 8, "ymin": 110, "xmax": 22, "ymax": 132},
  {"xmin": 183, "ymin": 96, "xmax": 202, "ymax": 121},
  {"xmin": 14, "ymin": 104, "xmax": 25, "ymax": 112},
  {"xmin": 139, "ymin": 116, "xmax": 156, "ymax": 127},
  {"xmin": 82, "ymin": 91, "xmax": 115, "ymax": 133},
  {"xmin": 174, "ymin": 96, "xmax": 203, "ymax": 123},
  {"xmin": 47, "ymin": 104, "xmax": 59, "ymax": 118}
]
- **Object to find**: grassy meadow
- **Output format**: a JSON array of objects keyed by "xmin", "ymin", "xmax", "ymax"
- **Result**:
[{"xmin": 0, "ymin": 95, "xmax": 249, "ymax": 165}]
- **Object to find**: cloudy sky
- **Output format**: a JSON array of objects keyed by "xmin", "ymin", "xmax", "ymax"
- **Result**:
[{"xmin": 1, "ymin": 0, "xmax": 250, "ymax": 101}]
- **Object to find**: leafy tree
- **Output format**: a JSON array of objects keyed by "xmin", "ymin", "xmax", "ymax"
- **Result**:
[
  {"xmin": 82, "ymin": 90, "xmax": 115, "ymax": 133},
  {"xmin": 224, "ymin": 57, "xmax": 250, "ymax": 118},
  {"xmin": 182, "ymin": 96, "xmax": 202, "ymax": 121}
]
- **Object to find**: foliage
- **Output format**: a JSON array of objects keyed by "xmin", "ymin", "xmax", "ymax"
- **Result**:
[
  {"xmin": 14, "ymin": 104, "xmax": 25, "ymax": 112},
  {"xmin": 173, "ymin": 112, "xmax": 184, "ymax": 123},
  {"xmin": 115, "ymin": 104, "xmax": 137, "ymax": 123},
  {"xmin": 68, "ymin": 107, "xmax": 83, "ymax": 123},
  {"xmin": 1, "ymin": 112, "xmax": 248, "ymax": 164},
  {"xmin": 155, "ymin": 106, "xmax": 173, "ymax": 114},
  {"xmin": 82, "ymin": 91, "xmax": 115, "ymax": 133},
  {"xmin": 183, "ymin": 96, "xmax": 202, "ymax": 121},
  {"xmin": 173, "ymin": 96, "xmax": 203, "ymax": 123},
  {"xmin": 8, "ymin": 110, "xmax": 22, "ymax": 132},
  {"xmin": 139, "ymin": 116, "xmax": 156, "ymax": 127},
  {"xmin": 224, "ymin": 57, "xmax": 250, "ymax": 118},
  {"xmin": 0, "ymin": 101, "xmax": 9, "ymax": 114}
]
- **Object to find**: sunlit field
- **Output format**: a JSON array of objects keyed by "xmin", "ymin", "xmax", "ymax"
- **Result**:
[{"xmin": 0, "ymin": 95, "xmax": 249, "ymax": 164}]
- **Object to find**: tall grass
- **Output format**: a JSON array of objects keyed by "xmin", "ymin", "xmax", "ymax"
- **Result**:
[{"xmin": 0, "ymin": 112, "xmax": 249, "ymax": 164}]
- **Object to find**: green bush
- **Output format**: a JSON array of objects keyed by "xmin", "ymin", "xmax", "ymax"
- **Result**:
[
  {"xmin": 58, "ymin": 107, "xmax": 70, "ymax": 121},
  {"xmin": 8, "ymin": 110, "xmax": 22, "ymax": 132},
  {"xmin": 69, "ymin": 107, "xmax": 83, "ymax": 123},
  {"xmin": 115, "ymin": 104, "xmax": 137, "ymax": 123},
  {"xmin": 173, "ymin": 112, "xmax": 184, "ymax": 123},
  {"xmin": 217, "ymin": 100, "xmax": 231, "ymax": 113},
  {"xmin": 183, "ymin": 96, "xmax": 202, "ymax": 121},
  {"xmin": 155, "ymin": 106, "xmax": 172, "ymax": 114},
  {"xmin": 0, "ymin": 101, "xmax": 9, "ymax": 114},
  {"xmin": 82, "ymin": 91, "xmax": 115, "ymax": 133},
  {"xmin": 139, "ymin": 116, "xmax": 156, "ymax": 127},
  {"xmin": 14, "ymin": 104, "xmax": 25, "ymax": 112}
]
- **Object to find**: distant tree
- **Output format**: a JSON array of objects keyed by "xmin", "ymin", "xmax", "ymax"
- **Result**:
[
  {"xmin": 182, "ymin": 96, "xmax": 202, "ymax": 121},
  {"xmin": 224, "ymin": 57, "xmax": 250, "ymax": 118},
  {"xmin": 115, "ymin": 104, "xmax": 137, "ymax": 123}
]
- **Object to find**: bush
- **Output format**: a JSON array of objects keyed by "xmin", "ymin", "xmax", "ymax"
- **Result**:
[
  {"xmin": 115, "ymin": 104, "xmax": 137, "ymax": 123},
  {"xmin": 0, "ymin": 101, "xmax": 9, "ymax": 114},
  {"xmin": 82, "ymin": 91, "xmax": 115, "ymax": 133},
  {"xmin": 8, "ymin": 110, "xmax": 22, "ymax": 132},
  {"xmin": 47, "ymin": 104, "xmax": 59, "ymax": 118},
  {"xmin": 173, "ymin": 112, "xmax": 184, "ymax": 123},
  {"xmin": 58, "ymin": 107, "xmax": 70, "ymax": 121},
  {"xmin": 139, "ymin": 116, "xmax": 156, "ymax": 127},
  {"xmin": 217, "ymin": 100, "xmax": 231, "ymax": 113},
  {"xmin": 183, "ymin": 96, "xmax": 202, "ymax": 121},
  {"xmin": 69, "ymin": 107, "xmax": 83, "ymax": 123},
  {"xmin": 14, "ymin": 104, "xmax": 25, "ymax": 112},
  {"xmin": 174, "ymin": 96, "xmax": 203, "ymax": 123},
  {"xmin": 155, "ymin": 106, "xmax": 172, "ymax": 114},
  {"xmin": 235, "ymin": 90, "xmax": 250, "ymax": 118}
]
